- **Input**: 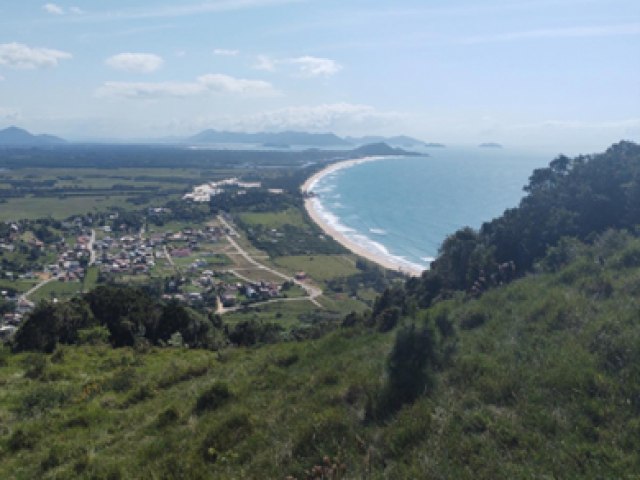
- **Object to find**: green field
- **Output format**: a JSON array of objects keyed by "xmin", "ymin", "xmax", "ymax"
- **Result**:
[
  {"xmin": 238, "ymin": 208, "xmax": 306, "ymax": 229},
  {"xmin": 29, "ymin": 280, "xmax": 85, "ymax": 303},
  {"xmin": 0, "ymin": 195, "xmax": 160, "ymax": 221},
  {"xmin": 273, "ymin": 255, "xmax": 360, "ymax": 282}
]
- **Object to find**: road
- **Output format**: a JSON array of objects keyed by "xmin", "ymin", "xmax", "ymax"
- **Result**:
[
  {"xmin": 163, "ymin": 245, "xmax": 176, "ymax": 268},
  {"xmin": 217, "ymin": 215, "xmax": 323, "ymax": 308},
  {"xmin": 21, "ymin": 276, "xmax": 58, "ymax": 302},
  {"xmin": 88, "ymin": 229, "xmax": 96, "ymax": 266}
]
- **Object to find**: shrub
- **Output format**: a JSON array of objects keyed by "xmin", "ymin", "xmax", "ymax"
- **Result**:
[
  {"xmin": 23, "ymin": 353, "xmax": 48, "ymax": 380},
  {"xmin": 458, "ymin": 310, "xmax": 488, "ymax": 330},
  {"xmin": 157, "ymin": 406, "xmax": 180, "ymax": 427},
  {"xmin": 373, "ymin": 323, "xmax": 436, "ymax": 418},
  {"xmin": 195, "ymin": 382, "xmax": 232, "ymax": 413},
  {"xmin": 7, "ymin": 428, "xmax": 38, "ymax": 451},
  {"xmin": 201, "ymin": 411, "xmax": 253, "ymax": 462},
  {"xmin": 19, "ymin": 384, "xmax": 72, "ymax": 416},
  {"xmin": 78, "ymin": 326, "xmax": 111, "ymax": 346}
]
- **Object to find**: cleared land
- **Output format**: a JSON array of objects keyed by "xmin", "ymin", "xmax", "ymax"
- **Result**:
[{"xmin": 273, "ymin": 255, "xmax": 360, "ymax": 282}]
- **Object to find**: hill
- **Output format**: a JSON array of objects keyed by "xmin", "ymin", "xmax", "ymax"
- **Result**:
[
  {"xmin": 0, "ymin": 126, "xmax": 66, "ymax": 146},
  {"xmin": 2, "ymin": 232, "xmax": 640, "ymax": 478},
  {"xmin": 350, "ymin": 142, "xmax": 419, "ymax": 157},
  {"xmin": 345, "ymin": 135, "xmax": 429, "ymax": 147},
  {"xmin": 187, "ymin": 130, "xmax": 350, "ymax": 147},
  {"xmin": 2, "ymin": 141, "xmax": 640, "ymax": 478}
]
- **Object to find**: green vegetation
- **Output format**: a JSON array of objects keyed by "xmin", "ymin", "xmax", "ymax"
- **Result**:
[
  {"xmin": 274, "ymin": 255, "xmax": 360, "ymax": 281},
  {"xmin": 238, "ymin": 208, "xmax": 307, "ymax": 229},
  {"xmin": 2, "ymin": 237, "xmax": 640, "ymax": 477},
  {"xmin": 2, "ymin": 141, "xmax": 640, "ymax": 478}
]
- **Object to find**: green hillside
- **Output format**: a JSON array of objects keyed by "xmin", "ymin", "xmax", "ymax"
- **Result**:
[
  {"xmin": 2, "ymin": 141, "xmax": 640, "ymax": 478},
  {"xmin": 2, "ymin": 231, "xmax": 640, "ymax": 478}
]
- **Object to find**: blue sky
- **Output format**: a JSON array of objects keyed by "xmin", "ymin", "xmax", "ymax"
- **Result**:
[{"xmin": 0, "ymin": 0, "xmax": 638, "ymax": 151}]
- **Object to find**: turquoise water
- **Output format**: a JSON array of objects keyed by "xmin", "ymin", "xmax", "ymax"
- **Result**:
[{"xmin": 310, "ymin": 147, "xmax": 552, "ymax": 271}]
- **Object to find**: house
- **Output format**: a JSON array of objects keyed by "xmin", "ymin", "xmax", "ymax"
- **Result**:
[{"xmin": 221, "ymin": 294, "xmax": 237, "ymax": 308}]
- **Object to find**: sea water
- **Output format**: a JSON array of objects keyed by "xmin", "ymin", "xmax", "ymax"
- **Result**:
[{"xmin": 311, "ymin": 147, "xmax": 554, "ymax": 271}]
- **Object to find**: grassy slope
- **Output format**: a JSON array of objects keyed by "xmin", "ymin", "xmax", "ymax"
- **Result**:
[{"xmin": 2, "ymin": 236, "xmax": 640, "ymax": 478}]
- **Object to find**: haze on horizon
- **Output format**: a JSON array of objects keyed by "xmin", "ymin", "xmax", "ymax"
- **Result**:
[{"xmin": 0, "ymin": 0, "xmax": 638, "ymax": 153}]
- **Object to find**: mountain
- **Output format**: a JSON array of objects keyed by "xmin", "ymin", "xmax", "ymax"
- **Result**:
[
  {"xmin": 479, "ymin": 142, "xmax": 503, "ymax": 148},
  {"xmin": 350, "ymin": 142, "xmax": 420, "ymax": 156},
  {"xmin": 345, "ymin": 135, "xmax": 429, "ymax": 147},
  {"xmin": 0, "ymin": 126, "xmax": 66, "ymax": 146},
  {"xmin": 187, "ymin": 130, "xmax": 350, "ymax": 147}
]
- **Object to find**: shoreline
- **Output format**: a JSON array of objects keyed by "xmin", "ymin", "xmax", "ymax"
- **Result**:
[{"xmin": 301, "ymin": 156, "xmax": 425, "ymax": 277}]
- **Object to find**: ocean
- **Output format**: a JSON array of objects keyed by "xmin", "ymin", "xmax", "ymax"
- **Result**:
[{"xmin": 310, "ymin": 147, "xmax": 554, "ymax": 271}]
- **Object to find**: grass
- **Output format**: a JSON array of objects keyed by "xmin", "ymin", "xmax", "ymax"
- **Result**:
[
  {"xmin": 238, "ymin": 208, "xmax": 307, "ymax": 229},
  {"xmin": 0, "ymin": 195, "xmax": 150, "ymax": 221},
  {"xmin": 274, "ymin": 255, "xmax": 360, "ymax": 282},
  {"xmin": 3, "ymin": 239, "xmax": 640, "ymax": 477},
  {"xmin": 0, "ymin": 279, "xmax": 34, "ymax": 294},
  {"xmin": 29, "ymin": 280, "xmax": 84, "ymax": 303}
]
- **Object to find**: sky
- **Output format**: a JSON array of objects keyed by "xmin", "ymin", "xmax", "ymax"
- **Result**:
[{"xmin": 0, "ymin": 0, "xmax": 638, "ymax": 152}]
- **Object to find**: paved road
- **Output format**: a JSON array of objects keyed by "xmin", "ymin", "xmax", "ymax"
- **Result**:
[{"xmin": 217, "ymin": 215, "xmax": 323, "ymax": 308}]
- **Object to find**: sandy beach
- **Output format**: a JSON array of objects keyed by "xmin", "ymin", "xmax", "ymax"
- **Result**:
[{"xmin": 301, "ymin": 157, "xmax": 425, "ymax": 277}]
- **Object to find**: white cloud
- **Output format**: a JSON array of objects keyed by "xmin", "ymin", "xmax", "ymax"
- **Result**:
[
  {"xmin": 253, "ymin": 54, "xmax": 342, "ymax": 77},
  {"xmin": 0, "ymin": 75, "xmax": 4, "ymax": 81},
  {"xmin": 96, "ymin": 73, "xmax": 277, "ymax": 99},
  {"xmin": 0, "ymin": 43, "xmax": 72, "ymax": 70},
  {"xmin": 105, "ymin": 53, "xmax": 164, "ymax": 74},
  {"xmin": 97, "ymin": 81, "xmax": 204, "ymax": 99},
  {"xmin": 70, "ymin": 7, "xmax": 83, "ymax": 14},
  {"xmin": 213, "ymin": 49, "xmax": 239, "ymax": 56},
  {"xmin": 288, "ymin": 56, "xmax": 342, "ymax": 77},
  {"xmin": 253, "ymin": 55, "xmax": 276, "ymax": 72},
  {"xmin": 197, "ymin": 74, "xmax": 274, "ymax": 94},
  {"xmin": 43, "ymin": 3, "xmax": 64, "ymax": 15}
]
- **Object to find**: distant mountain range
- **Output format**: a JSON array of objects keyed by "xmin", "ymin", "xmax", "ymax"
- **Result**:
[
  {"xmin": 0, "ymin": 126, "xmax": 66, "ymax": 146},
  {"xmin": 350, "ymin": 142, "xmax": 420, "ymax": 157},
  {"xmin": 187, "ymin": 130, "xmax": 434, "ymax": 148},
  {"xmin": 344, "ymin": 135, "xmax": 430, "ymax": 148},
  {"xmin": 0, "ymin": 125, "xmax": 440, "ymax": 149}
]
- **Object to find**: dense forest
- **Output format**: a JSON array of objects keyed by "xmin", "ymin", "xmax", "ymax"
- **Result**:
[
  {"xmin": 401, "ymin": 141, "xmax": 640, "ymax": 307},
  {"xmin": 2, "ymin": 141, "xmax": 640, "ymax": 478}
]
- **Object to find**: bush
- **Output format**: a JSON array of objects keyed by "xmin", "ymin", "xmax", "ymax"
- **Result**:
[
  {"xmin": 157, "ymin": 406, "xmax": 180, "ymax": 427},
  {"xmin": 373, "ymin": 324, "xmax": 436, "ymax": 419},
  {"xmin": 19, "ymin": 384, "xmax": 72, "ymax": 416},
  {"xmin": 7, "ymin": 428, "xmax": 38, "ymax": 451},
  {"xmin": 78, "ymin": 326, "xmax": 110, "ymax": 346},
  {"xmin": 201, "ymin": 411, "xmax": 253, "ymax": 462},
  {"xmin": 458, "ymin": 310, "xmax": 488, "ymax": 330},
  {"xmin": 195, "ymin": 382, "xmax": 232, "ymax": 413}
]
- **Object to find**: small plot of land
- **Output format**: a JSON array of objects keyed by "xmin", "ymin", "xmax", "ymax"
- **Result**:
[
  {"xmin": 0, "ymin": 196, "xmax": 143, "ymax": 221},
  {"xmin": 238, "ymin": 208, "xmax": 307, "ymax": 229},
  {"xmin": 273, "ymin": 255, "xmax": 360, "ymax": 282},
  {"xmin": 223, "ymin": 299, "xmax": 320, "ymax": 328},
  {"xmin": 315, "ymin": 293, "xmax": 371, "ymax": 314},
  {"xmin": 30, "ymin": 280, "xmax": 85, "ymax": 303},
  {"xmin": 230, "ymin": 268, "xmax": 287, "ymax": 284},
  {"xmin": 0, "ymin": 279, "xmax": 34, "ymax": 294}
]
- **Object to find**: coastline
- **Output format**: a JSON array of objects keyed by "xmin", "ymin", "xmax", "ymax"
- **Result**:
[{"xmin": 301, "ymin": 156, "xmax": 425, "ymax": 277}]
